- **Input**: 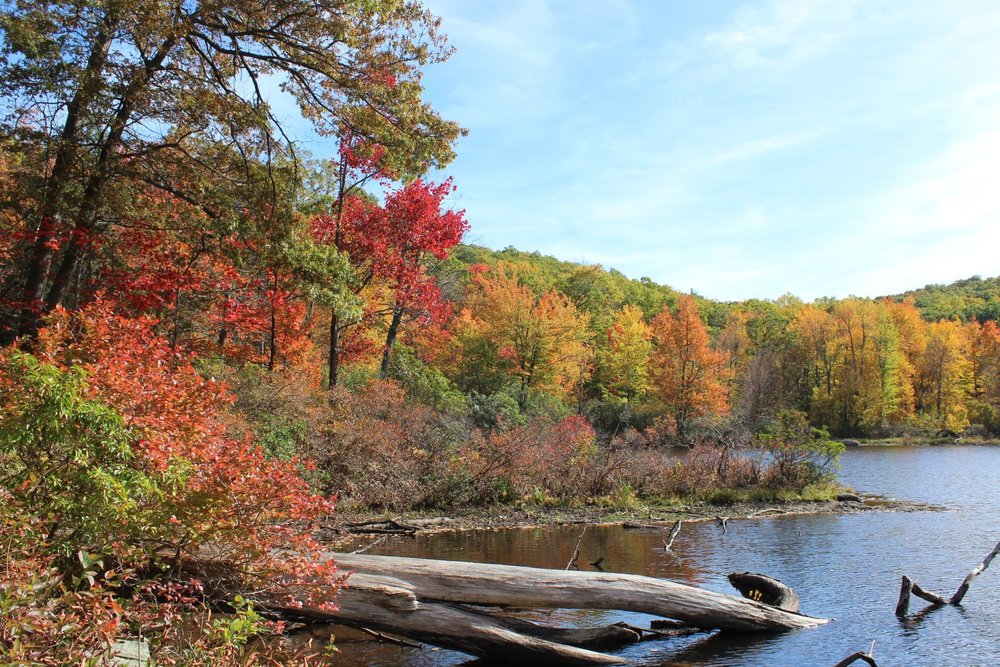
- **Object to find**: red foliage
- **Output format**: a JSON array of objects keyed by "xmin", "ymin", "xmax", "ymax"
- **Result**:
[
  {"xmin": 33, "ymin": 302, "xmax": 341, "ymax": 610},
  {"xmin": 101, "ymin": 226, "xmax": 203, "ymax": 315},
  {"xmin": 311, "ymin": 176, "xmax": 467, "ymax": 370},
  {"xmin": 462, "ymin": 415, "xmax": 599, "ymax": 500}
]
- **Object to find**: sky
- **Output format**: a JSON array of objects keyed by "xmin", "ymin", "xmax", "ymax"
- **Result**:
[{"xmin": 305, "ymin": 0, "xmax": 1000, "ymax": 303}]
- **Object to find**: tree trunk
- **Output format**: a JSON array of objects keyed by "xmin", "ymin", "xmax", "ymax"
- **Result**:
[
  {"xmin": 17, "ymin": 9, "xmax": 120, "ymax": 339},
  {"xmin": 329, "ymin": 552, "xmax": 827, "ymax": 632},
  {"xmin": 328, "ymin": 310, "xmax": 340, "ymax": 387},
  {"xmin": 42, "ymin": 36, "xmax": 178, "ymax": 316},
  {"xmin": 379, "ymin": 305, "xmax": 404, "ymax": 378}
]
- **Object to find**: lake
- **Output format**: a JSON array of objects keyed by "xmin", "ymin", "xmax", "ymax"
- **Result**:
[{"xmin": 330, "ymin": 445, "xmax": 1000, "ymax": 666}]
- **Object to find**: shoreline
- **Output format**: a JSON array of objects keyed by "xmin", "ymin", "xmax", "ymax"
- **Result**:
[
  {"xmin": 845, "ymin": 437, "xmax": 1000, "ymax": 447},
  {"xmin": 326, "ymin": 495, "xmax": 945, "ymax": 541}
]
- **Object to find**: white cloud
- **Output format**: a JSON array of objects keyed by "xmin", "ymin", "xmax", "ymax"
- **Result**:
[
  {"xmin": 869, "ymin": 128, "xmax": 1000, "ymax": 242},
  {"xmin": 705, "ymin": 0, "xmax": 863, "ymax": 70}
]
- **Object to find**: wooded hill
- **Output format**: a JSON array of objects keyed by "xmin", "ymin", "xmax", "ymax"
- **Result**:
[{"xmin": 417, "ymin": 243, "xmax": 1000, "ymax": 439}]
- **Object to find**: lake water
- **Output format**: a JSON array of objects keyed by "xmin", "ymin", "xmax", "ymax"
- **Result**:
[{"xmin": 330, "ymin": 445, "xmax": 1000, "ymax": 666}]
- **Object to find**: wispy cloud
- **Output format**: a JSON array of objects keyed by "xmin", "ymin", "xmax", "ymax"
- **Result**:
[
  {"xmin": 416, "ymin": 1, "xmax": 1000, "ymax": 301},
  {"xmin": 704, "ymin": 0, "xmax": 864, "ymax": 70}
]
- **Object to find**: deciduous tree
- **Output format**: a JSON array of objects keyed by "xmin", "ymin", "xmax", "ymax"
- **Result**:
[
  {"xmin": 0, "ymin": 0, "xmax": 463, "ymax": 340},
  {"xmin": 648, "ymin": 296, "xmax": 730, "ymax": 438},
  {"xmin": 601, "ymin": 304, "xmax": 652, "ymax": 403},
  {"xmin": 457, "ymin": 264, "xmax": 591, "ymax": 407}
]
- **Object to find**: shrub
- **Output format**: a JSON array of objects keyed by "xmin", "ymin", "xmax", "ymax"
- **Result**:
[
  {"xmin": 756, "ymin": 409, "xmax": 844, "ymax": 488},
  {"xmin": 460, "ymin": 415, "xmax": 600, "ymax": 502},
  {"xmin": 388, "ymin": 347, "xmax": 467, "ymax": 414},
  {"xmin": 0, "ymin": 352, "xmax": 157, "ymax": 568},
  {"xmin": 311, "ymin": 379, "xmax": 473, "ymax": 509},
  {"xmin": 25, "ymin": 302, "xmax": 341, "ymax": 612},
  {"xmin": 0, "ymin": 500, "xmax": 125, "ymax": 665}
]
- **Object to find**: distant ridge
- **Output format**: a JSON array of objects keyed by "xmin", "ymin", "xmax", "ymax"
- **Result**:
[{"xmin": 449, "ymin": 244, "xmax": 999, "ymax": 323}]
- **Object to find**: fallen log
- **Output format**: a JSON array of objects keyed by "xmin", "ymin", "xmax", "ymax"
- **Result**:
[
  {"xmin": 344, "ymin": 519, "xmax": 419, "ymax": 535},
  {"xmin": 895, "ymin": 537, "xmax": 1000, "ymax": 616},
  {"xmin": 330, "ymin": 552, "xmax": 828, "ymax": 632},
  {"xmin": 272, "ymin": 573, "xmax": 636, "ymax": 665},
  {"xmin": 728, "ymin": 572, "xmax": 801, "ymax": 612}
]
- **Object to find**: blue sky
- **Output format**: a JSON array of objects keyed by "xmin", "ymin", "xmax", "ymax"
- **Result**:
[
  {"xmin": 406, "ymin": 0, "xmax": 1000, "ymax": 302},
  {"xmin": 289, "ymin": 1, "xmax": 1000, "ymax": 302}
]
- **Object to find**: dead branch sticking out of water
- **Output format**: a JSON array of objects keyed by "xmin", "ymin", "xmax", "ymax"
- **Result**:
[
  {"xmin": 895, "ymin": 537, "xmax": 1000, "ymax": 616},
  {"xmin": 832, "ymin": 640, "xmax": 878, "ymax": 667},
  {"xmin": 566, "ymin": 525, "xmax": 588, "ymax": 570},
  {"xmin": 663, "ymin": 520, "xmax": 683, "ymax": 551},
  {"xmin": 351, "ymin": 535, "xmax": 389, "ymax": 554}
]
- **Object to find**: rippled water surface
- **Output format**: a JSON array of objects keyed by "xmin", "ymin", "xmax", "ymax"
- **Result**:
[{"xmin": 331, "ymin": 446, "xmax": 1000, "ymax": 666}]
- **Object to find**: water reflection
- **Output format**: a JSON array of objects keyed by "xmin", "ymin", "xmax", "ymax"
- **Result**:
[{"xmin": 331, "ymin": 445, "xmax": 1000, "ymax": 666}]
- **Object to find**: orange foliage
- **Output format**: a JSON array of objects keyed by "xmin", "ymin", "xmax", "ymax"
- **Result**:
[
  {"xmin": 649, "ymin": 296, "xmax": 730, "ymax": 437},
  {"xmin": 459, "ymin": 263, "xmax": 591, "ymax": 398},
  {"xmin": 966, "ymin": 318, "xmax": 1000, "ymax": 405},
  {"xmin": 32, "ymin": 302, "xmax": 340, "ymax": 610}
]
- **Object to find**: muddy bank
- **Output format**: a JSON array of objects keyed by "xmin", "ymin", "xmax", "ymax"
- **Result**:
[{"xmin": 324, "ymin": 495, "xmax": 944, "ymax": 546}]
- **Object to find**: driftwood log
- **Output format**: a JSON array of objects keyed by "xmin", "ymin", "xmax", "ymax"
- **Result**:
[
  {"xmin": 330, "ymin": 553, "xmax": 826, "ymax": 632},
  {"xmin": 895, "ymin": 537, "xmax": 1000, "ymax": 616},
  {"xmin": 255, "ymin": 553, "xmax": 831, "ymax": 664},
  {"xmin": 727, "ymin": 572, "xmax": 801, "ymax": 612}
]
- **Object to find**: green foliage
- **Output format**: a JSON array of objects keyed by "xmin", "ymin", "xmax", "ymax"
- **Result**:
[
  {"xmin": 967, "ymin": 400, "xmax": 1000, "ymax": 435},
  {"xmin": 213, "ymin": 596, "xmax": 266, "ymax": 648},
  {"xmin": 467, "ymin": 388, "xmax": 525, "ymax": 430},
  {"xmin": 608, "ymin": 482, "xmax": 641, "ymax": 509},
  {"xmin": 448, "ymin": 244, "xmax": 682, "ymax": 319},
  {"xmin": 757, "ymin": 410, "xmax": 845, "ymax": 487},
  {"xmin": 388, "ymin": 347, "xmax": 467, "ymax": 414},
  {"xmin": 0, "ymin": 352, "xmax": 157, "ymax": 565},
  {"xmin": 256, "ymin": 414, "xmax": 307, "ymax": 461},
  {"xmin": 521, "ymin": 387, "xmax": 574, "ymax": 422},
  {"xmin": 893, "ymin": 275, "xmax": 1000, "ymax": 323}
]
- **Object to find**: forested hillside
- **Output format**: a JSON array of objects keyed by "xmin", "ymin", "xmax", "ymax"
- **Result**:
[
  {"xmin": 888, "ymin": 275, "xmax": 1000, "ymax": 323},
  {"xmin": 418, "ymin": 244, "xmax": 1000, "ymax": 439}
]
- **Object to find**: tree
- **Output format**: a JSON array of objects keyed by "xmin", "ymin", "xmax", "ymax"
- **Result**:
[
  {"xmin": 366, "ymin": 178, "xmax": 468, "ymax": 376},
  {"xmin": 311, "ymin": 176, "xmax": 467, "ymax": 384},
  {"xmin": 0, "ymin": 0, "xmax": 463, "ymax": 341},
  {"xmin": 965, "ymin": 318, "xmax": 1000, "ymax": 432},
  {"xmin": 457, "ymin": 264, "xmax": 592, "ymax": 407},
  {"xmin": 601, "ymin": 304, "xmax": 652, "ymax": 403},
  {"xmin": 914, "ymin": 319, "xmax": 970, "ymax": 431},
  {"xmin": 648, "ymin": 295, "xmax": 730, "ymax": 439},
  {"xmin": 966, "ymin": 319, "xmax": 1000, "ymax": 402}
]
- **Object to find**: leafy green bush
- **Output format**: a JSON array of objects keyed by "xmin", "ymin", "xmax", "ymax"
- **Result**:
[
  {"xmin": 0, "ymin": 352, "xmax": 158, "ymax": 567},
  {"xmin": 756, "ymin": 409, "xmax": 844, "ymax": 488},
  {"xmin": 388, "ymin": 347, "xmax": 467, "ymax": 413}
]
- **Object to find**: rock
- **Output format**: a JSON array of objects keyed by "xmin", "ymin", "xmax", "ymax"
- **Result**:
[
  {"xmin": 837, "ymin": 493, "xmax": 861, "ymax": 502},
  {"xmin": 111, "ymin": 638, "xmax": 150, "ymax": 666}
]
